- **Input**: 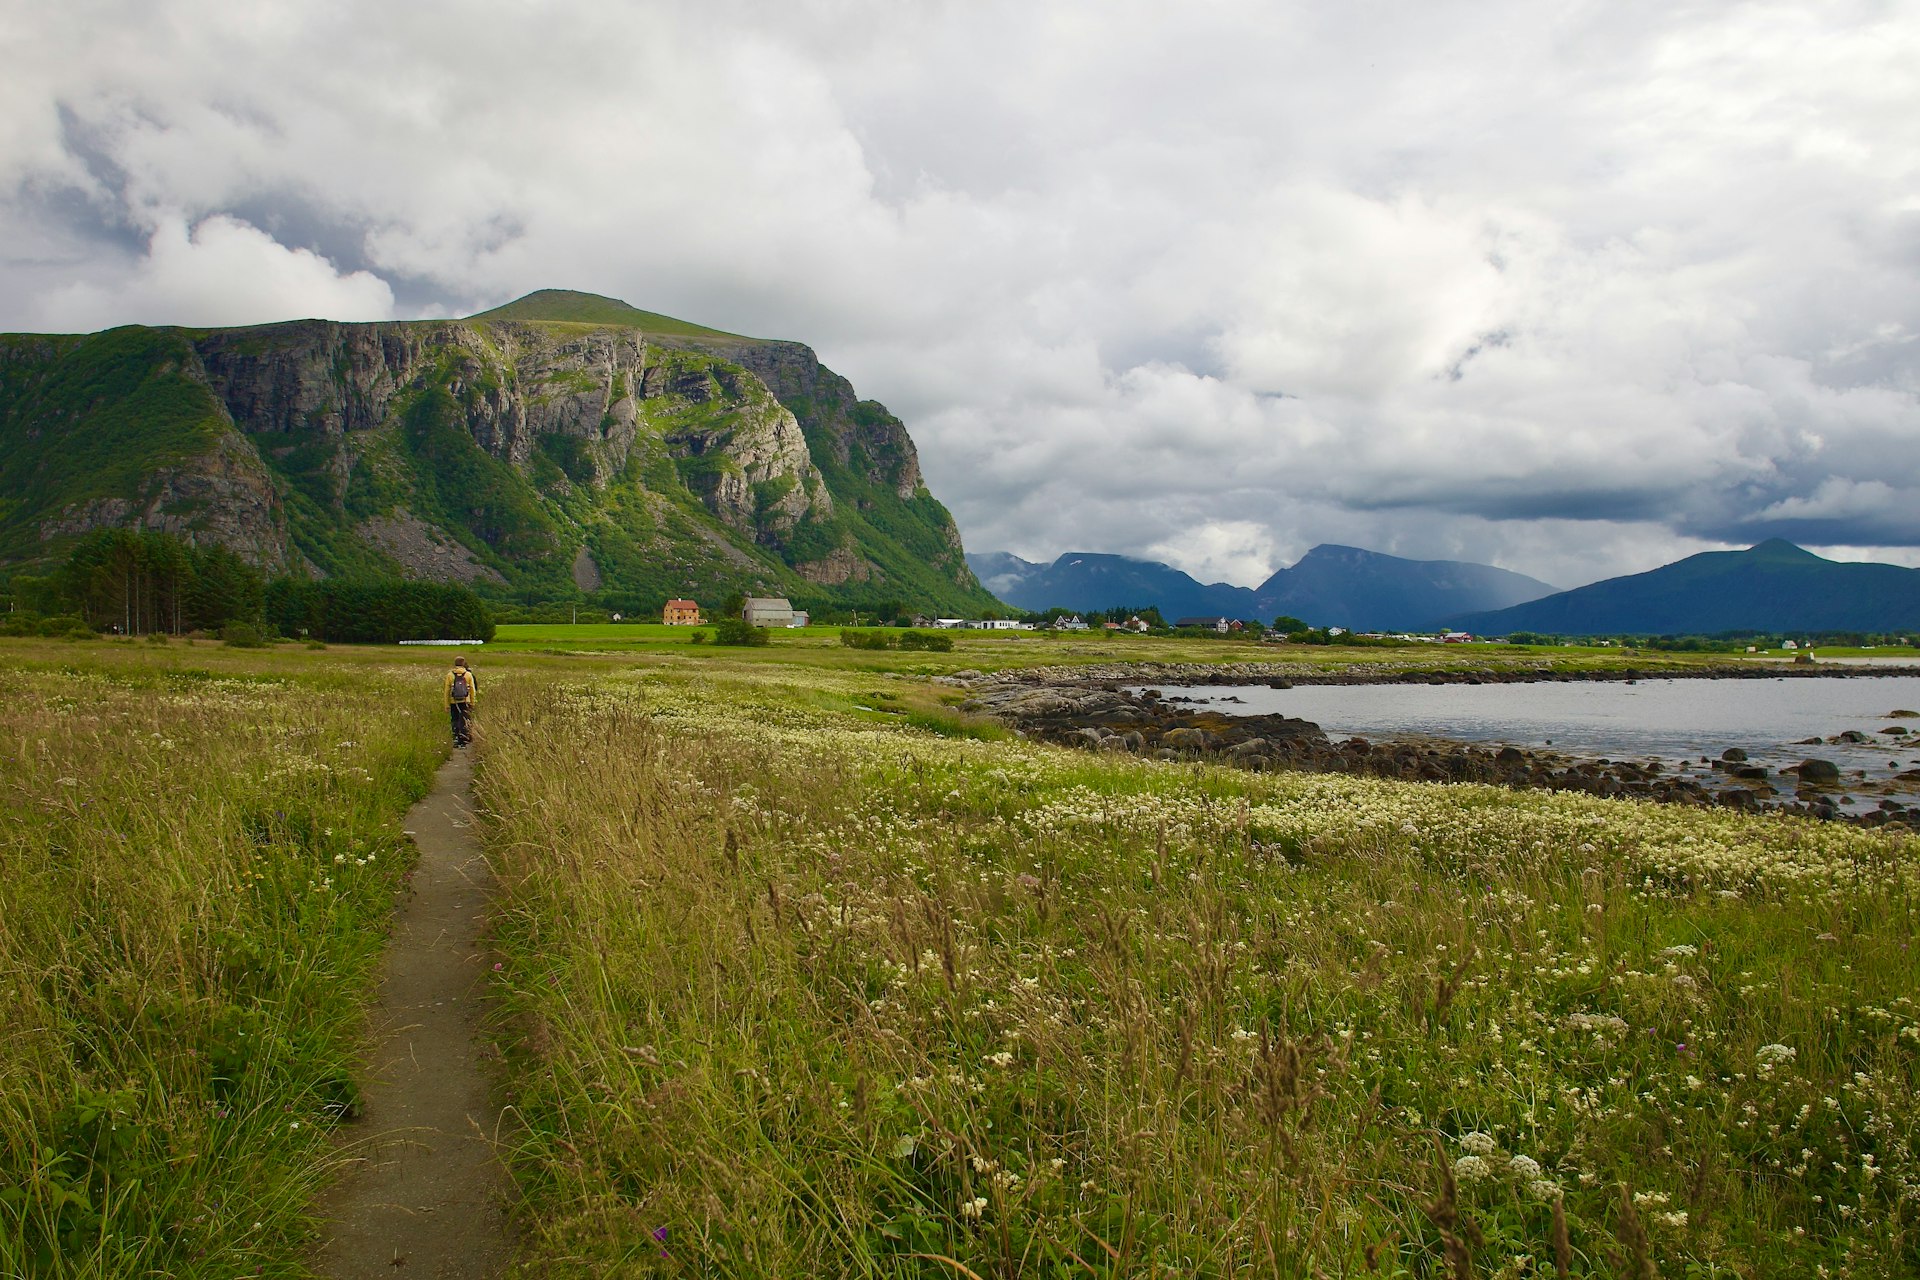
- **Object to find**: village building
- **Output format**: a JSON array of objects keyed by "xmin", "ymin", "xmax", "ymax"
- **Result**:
[
  {"xmin": 662, "ymin": 598, "xmax": 703, "ymax": 625},
  {"xmin": 743, "ymin": 597, "xmax": 795, "ymax": 628},
  {"xmin": 1174, "ymin": 616, "xmax": 1231, "ymax": 633}
]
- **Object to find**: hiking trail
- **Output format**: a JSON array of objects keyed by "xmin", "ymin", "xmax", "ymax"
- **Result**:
[{"xmin": 310, "ymin": 749, "xmax": 513, "ymax": 1278}]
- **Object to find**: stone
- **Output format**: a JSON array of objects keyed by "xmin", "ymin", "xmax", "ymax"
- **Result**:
[
  {"xmin": 1793, "ymin": 758, "xmax": 1841, "ymax": 785},
  {"xmin": 1162, "ymin": 727, "xmax": 1214, "ymax": 751},
  {"xmin": 1721, "ymin": 747, "xmax": 1748, "ymax": 762}
]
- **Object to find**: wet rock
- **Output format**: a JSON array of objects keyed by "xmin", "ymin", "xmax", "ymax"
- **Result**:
[
  {"xmin": 1730, "ymin": 764, "xmax": 1769, "ymax": 780},
  {"xmin": 1794, "ymin": 758, "xmax": 1842, "ymax": 785},
  {"xmin": 1832, "ymin": 730, "xmax": 1869, "ymax": 744},
  {"xmin": 1721, "ymin": 747, "xmax": 1749, "ymax": 762}
]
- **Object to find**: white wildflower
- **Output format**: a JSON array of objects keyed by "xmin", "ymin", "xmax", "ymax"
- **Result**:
[
  {"xmin": 1459, "ymin": 1131, "xmax": 1500, "ymax": 1157},
  {"xmin": 1453, "ymin": 1155, "xmax": 1495, "ymax": 1183}
]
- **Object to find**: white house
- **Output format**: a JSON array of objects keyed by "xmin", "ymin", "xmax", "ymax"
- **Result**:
[{"xmin": 743, "ymin": 597, "xmax": 795, "ymax": 628}]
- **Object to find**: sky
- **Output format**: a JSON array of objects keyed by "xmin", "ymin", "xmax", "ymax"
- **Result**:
[{"xmin": 4, "ymin": 0, "xmax": 1917, "ymax": 590}]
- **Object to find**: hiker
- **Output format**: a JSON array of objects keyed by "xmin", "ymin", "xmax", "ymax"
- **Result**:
[{"xmin": 444, "ymin": 656, "xmax": 478, "ymax": 747}]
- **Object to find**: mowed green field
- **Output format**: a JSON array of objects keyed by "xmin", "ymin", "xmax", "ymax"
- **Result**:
[{"xmin": 2, "ymin": 633, "xmax": 1916, "ymax": 1277}]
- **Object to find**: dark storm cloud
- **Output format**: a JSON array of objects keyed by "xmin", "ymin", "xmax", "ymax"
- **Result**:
[{"xmin": 2, "ymin": 0, "xmax": 1917, "ymax": 584}]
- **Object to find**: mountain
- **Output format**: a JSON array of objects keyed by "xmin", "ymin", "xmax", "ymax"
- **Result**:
[
  {"xmin": 1452, "ymin": 540, "xmax": 1920, "ymax": 635},
  {"xmin": 968, "ymin": 551, "xmax": 1258, "ymax": 620},
  {"xmin": 1254, "ymin": 544, "xmax": 1557, "ymax": 630},
  {"xmin": 0, "ymin": 290, "xmax": 997, "ymax": 614},
  {"xmin": 967, "ymin": 544, "xmax": 1555, "ymax": 628}
]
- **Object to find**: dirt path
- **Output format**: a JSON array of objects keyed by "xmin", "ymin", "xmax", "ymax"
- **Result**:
[{"xmin": 310, "ymin": 750, "xmax": 513, "ymax": 1278}]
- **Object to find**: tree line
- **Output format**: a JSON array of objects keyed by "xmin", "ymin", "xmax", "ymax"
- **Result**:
[{"xmin": 2, "ymin": 529, "xmax": 493, "ymax": 643}]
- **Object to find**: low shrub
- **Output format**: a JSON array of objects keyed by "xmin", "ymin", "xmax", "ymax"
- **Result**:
[
  {"xmin": 712, "ymin": 617, "xmax": 769, "ymax": 647},
  {"xmin": 220, "ymin": 621, "xmax": 269, "ymax": 648}
]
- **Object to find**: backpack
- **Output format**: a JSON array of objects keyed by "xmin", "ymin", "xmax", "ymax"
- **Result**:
[{"xmin": 450, "ymin": 669, "xmax": 471, "ymax": 700}]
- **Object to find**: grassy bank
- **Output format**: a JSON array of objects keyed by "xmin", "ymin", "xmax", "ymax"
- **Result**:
[
  {"xmin": 0, "ymin": 640, "xmax": 442, "ymax": 1276},
  {"xmin": 478, "ymin": 667, "xmax": 1920, "ymax": 1276}
]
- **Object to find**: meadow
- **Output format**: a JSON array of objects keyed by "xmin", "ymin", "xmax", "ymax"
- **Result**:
[
  {"xmin": 0, "ymin": 639, "xmax": 442, "ymax": 1276},
  {"xmin": 1, "ymin": 632, "xmax": 1916, "ymax": 1277}
]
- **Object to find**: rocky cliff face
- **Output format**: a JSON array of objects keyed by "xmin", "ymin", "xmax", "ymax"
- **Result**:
[
  {"xmin": 712, "ymin": 339, "xmax": 926, "ymax": 500},
  {"xmin": 195, "ymin": 321, "xmax": 830, "ymax": 545},
  {"xmin": 1, "ymin": 296, "xmax": 997, "ymax": 614},
  {"xmin": 38, "ymin": 430, "xmax": 296, "ymax": 572}
]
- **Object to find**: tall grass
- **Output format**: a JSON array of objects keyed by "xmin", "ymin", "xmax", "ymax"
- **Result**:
[
  {"xmin": 0, "ymin": 645, "xmax": 441, "ymax": 1276},
  {"xmin": 480, "ymin": 673, "xmax": 1920, "ymax": 1277}
]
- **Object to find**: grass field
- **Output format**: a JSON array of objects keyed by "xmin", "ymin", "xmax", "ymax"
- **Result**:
[
  {"xmin": 487, "ymin": 623, "xmax": 1872, "ymax": 679},
  {"xmin": 2, "ymin": 633, "xmax": 1916, "ymax": 1276}
]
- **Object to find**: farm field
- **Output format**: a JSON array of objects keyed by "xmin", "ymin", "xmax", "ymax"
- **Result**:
[{"xmin": 1, "ymin": 634, "xmax": 1916, "ymax": 1276}]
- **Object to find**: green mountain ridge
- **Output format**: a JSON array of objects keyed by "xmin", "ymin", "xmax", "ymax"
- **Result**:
[{"xmin": 0, "ymin": 291, "xmax": 998, "ymax": 616}]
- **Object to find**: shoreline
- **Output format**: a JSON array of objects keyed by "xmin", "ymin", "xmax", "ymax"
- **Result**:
[
  {"xmin": 959, "ymin": 665, "xmax": 1920, "ymax": 831},
  {"xmin": 958, "ymin": 658, "xmax": 1920, "ymax": 691}
]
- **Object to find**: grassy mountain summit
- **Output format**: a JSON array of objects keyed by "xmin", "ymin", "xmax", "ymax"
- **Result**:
[
  {"xmin": 0, "ymin": 294, "xmax": 997, "ymax": 615},
  {"xmin": 467, "ymin": 288, "xmax": 752, "ymax": 340}
]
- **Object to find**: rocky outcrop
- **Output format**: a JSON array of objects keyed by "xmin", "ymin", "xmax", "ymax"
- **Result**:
[
  {"xmin": 795, "ymin": 540, "xmax": 874, "ymax": 585},
  {"xmin": 705, "ymin": 340, "xmax": 926, "ymax": 500},
  {"xmin": 40, "ymin": 430, "xmax": 294, "ymax": 571},
  {"xmin": 647, "ymin": 355, "xmax": 828, "ymax": 539}
]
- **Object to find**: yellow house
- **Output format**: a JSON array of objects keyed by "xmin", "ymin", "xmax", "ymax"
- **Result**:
[{"xmin": 663, "ymin": 599, "xmax": 703, "ymax": 625}]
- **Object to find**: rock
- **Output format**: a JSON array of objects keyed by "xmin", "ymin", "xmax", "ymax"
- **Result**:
[
  {"xmin": 1721, "ymin": 747, "xmax": 1749, "ymax": 762},
  {"xmin": 1072, "ymin": 727, "xmax": 1107, "ymax": 747},
  {"xmin": 1162, "ymin": 727, "xmax": 1214, "ymax": 751},
  {"xmin": 1880, "ymin": 726, "xmax": 1910, "ymax": 736},
  {"xmin": 1833, "ymin": 730, "xmax": 1869, "ymax": 744},
  {"xmin": 1730, "ymin": 764, "xmax": 1769, "ymax": 780},
  {"xmin": 1794, "ymin": 758, "xmax": 1842, "ymax": 785},
  {"xmin": 1888, "ymin": 709, "xmax": 1919, "ymax": 718}
]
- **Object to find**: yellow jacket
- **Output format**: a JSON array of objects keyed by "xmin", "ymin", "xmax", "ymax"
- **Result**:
[{"xmin": 444, "ymin": 667, "xmax": 479, "ymax": 705}]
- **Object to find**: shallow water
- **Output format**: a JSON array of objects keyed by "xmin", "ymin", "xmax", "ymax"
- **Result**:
[{"xmin": 1140, "ymin": 676, "xmax": 1920, "ymax": 796}]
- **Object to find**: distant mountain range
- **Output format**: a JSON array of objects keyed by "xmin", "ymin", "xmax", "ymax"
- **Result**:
[
  {"xmin": 969, "ymin": 545, "xmax": 1557, "ymax": 630},
  {"xmin": 1452, "ymin": 539, "xmax": 1920, "ymax": 635}
]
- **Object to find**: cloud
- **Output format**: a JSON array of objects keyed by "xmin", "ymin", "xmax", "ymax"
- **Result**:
[
  {"xmin": 32, "ymin": 214, "xmax": 394, "ymax": 332},
  {"xmin": 2, "ymin": 0, "xmax": 1917, "ymax": 588}
]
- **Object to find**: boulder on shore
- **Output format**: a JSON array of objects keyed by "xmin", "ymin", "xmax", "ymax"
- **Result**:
[{"xmin": 1794, "ymin": 759, "xmax": 1842, "ymax": 785}]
